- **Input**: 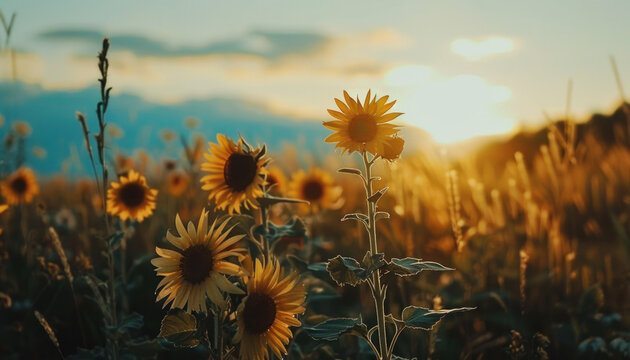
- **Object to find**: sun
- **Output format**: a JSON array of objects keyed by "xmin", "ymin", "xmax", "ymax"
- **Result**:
[
  {"xmin": 200, "ymin": 134, "xmax": 268, "ymax": 214},
  {"xmin": 106, "ymin": 169, "xmax": 158, "ymax": 222}
]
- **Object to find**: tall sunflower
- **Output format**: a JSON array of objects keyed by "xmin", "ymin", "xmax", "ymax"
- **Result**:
[
  {"xmin": 234, "ymin": 259, "xmax": 305, "ymax": 360},
  {"xmin": 106, "ymin": 169, "xmax": 157, "ymax": 222},
  {"xmin": 288, "ymin": 167, "xmax": 342, "ymax": 213},
  {"xmin": 324, "ymin": 90, "xmax": 402, "ymax": 154},
  {"xmin": 200, "ymin": 134, "xmax": 268, "ymax": 214},
  {"xmin": 151, "ymin": 209, "xmax": 246, "ymax": 312},
  {"xmin": 1, "ymin": 168, "xmax": 39, "ymax": 205}
]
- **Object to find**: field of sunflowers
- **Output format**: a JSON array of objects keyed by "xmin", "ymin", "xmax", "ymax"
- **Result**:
[{"xmin": 1, "ymin": 37, "xmax": 630, "ymax": 360}]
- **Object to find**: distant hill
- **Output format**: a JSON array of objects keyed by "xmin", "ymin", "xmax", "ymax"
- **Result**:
[
  {"xmin": 0, "ymin": 82, "xmax": 333, "ymax": 175},
  {"xmin": 474, "ymin": 102, "xmax": 630, "ymax": 169}
]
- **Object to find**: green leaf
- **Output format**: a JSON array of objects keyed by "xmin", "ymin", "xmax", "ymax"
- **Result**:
[
  {"xmin": 375, "ymin": 212, "xmax": 390, "ymax": 221},
  {"xmin": 401, "ymin": 306, "xmax": 474, "ymax": 330},
  {"xmin": 106, "ymin": 312, "xmax": 144, "ymax": 339},
  {"xmin": 338, "ymin": 168, "xmax": 362, "ymax": 176},
  {"xmin": 257, "ymin": 195, "xmax": 309, "ymax": 207},
  {"xmin": 158, "ymin": 309, "xmax": 200, "ymax": 348},
  {"xmin": 367, "ymin": 187, "xmax": 388, "ymax": 203},
  {"xmin": 385, "ymin": 258, "xmax": 454, "ymax": 277},
  {"xmin": 304, "ymin": 317, "xmax": 364, "ymax": 341},
  {"xmin": 341, "ymin": 213, "xmax": 368, "ymax": 226},
  {"xmin": 106, "ymin": 232, "xmax": 124, "ymax": 251},
  {"xmin": 307, "ymin": 262, "xmax": 328, "ymax": 272},
  {"xmin": 253, "ymin": 218, "xmax": 307, "ymax": 245},
  {"xmin": 326, "ymin": 254, "xmax": 383, "ymax": 287},
  {"xmin": 362, "ymin": 252, "xmax": 386, "ymax": 275}
]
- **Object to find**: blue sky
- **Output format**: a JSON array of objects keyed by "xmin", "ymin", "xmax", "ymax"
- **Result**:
[{"xmin": 1, "ymin": 0, "xmax": 629, "ymax": 143}]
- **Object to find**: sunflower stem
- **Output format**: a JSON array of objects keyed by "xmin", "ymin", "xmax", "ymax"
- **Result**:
[
  {"xmin": 260, "ymin": 201, "xmax": 271, "ymax": 263},
  {"xmin": 361, "ymin": 150, "xmax": 389, "ymax": 360}
]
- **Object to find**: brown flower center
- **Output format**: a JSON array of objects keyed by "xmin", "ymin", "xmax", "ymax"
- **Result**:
[
  {"xmin": 10, "ymin": 177, "xmax": 27, "ymax": 195},
  {"xmin": 348, "ymin": 114, "xmax": 378, "ymax": 142},
  {"xmin": 179, "ymin": 244, "xmax": 214, "ymax": 284},
  {"xmin": 243, "ymin": 292, "xmax": 277, "ymax": 334},
  {"xmin": 224, "ymin": 153, "xmax": 257, "ymax": 192},
  {"xmin": 302, "ymin": 179, "xmax": 324, "ymax": 201},
  {"xmin": 118, "ymin": 182, "xmax": 146, "ymax": 208}
]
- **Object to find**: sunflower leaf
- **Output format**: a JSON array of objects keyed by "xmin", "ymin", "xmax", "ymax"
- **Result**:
[
  {"xmin": 106, "ymin": 231, "xmax": 124, "ymax": 251},
  {"xmin": 326, "ymin": 254, "xmax": 383, "ymax": 287},
  {"xmin": 257, "ymin": 195, "xmax": 309, "ymax": 207},
  {"xmin": 105, "ymin": 312, "xmax": 144, "ymax": 340},
  {"xmin": 338, "ymin": 168, "xmax": 362, "ymax": 176},
  {"xmin": 341, "ymin": 213, "xmax": 368, "ymax": 225},
  {"xmin": 253, "ymin": 218, "xmax": 307, "ymax": 246},
  {"xmin": 304, "ymin": 317, "xmax": 365, "ymax": 341},
  {"xmin": 367, "ymin": 187, "xmax": 388, "ymax": 204},
  {"xmin": 384, "ymin": 258, "xmax": 454, "ymax": 277},
  {"xmin": 158, "ymin": 309, "xmax": 200, "ymax": 348},
  {"xmin": 401, "ymin": 306, "xmax": 475, "ymax": 330},
  {"xmin": 375, "ymin": 212, "xmax": 390, "ymax": 221}
]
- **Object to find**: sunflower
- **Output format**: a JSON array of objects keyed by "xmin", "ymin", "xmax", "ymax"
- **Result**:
[
  {"xmin": 324, "ymin": 90, "xmax": 402, "ymax": 155},
  {"xmin": 234, "ymin": 259, "xmax": 305, "ymax": 360},
  {"xmin": 379, "ymin": 135, "xmax": 405, "ymax": 161},
  {"xmin": 265, "ymin": 166, "xmax": 287, "ymax": 196},
  {"xmin": 106, "ymin": 169, "xmax": 158, "ymax": 222},
  {"xmin": 166, "ymin": 172, "xmax": 189, "ymax": 196},
  {"xmin": 200, "ymin": 134, "xmax": 268, "ymax": 214},
  {"xmin": 288, "ymin": 167, "xmax": 342, "ymax": 213},
  {"xmin": 1, "ymin": 168, "xmax": 39, "ymax": 205},
  {"xmin": 151, "ymin": 209, "xmax": 246, "ymax": 312}
]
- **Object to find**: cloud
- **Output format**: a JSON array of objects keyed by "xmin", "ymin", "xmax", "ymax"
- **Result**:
[
  {"xmin": 450, "ymin": 36, "xmax": 516, "ymax": 61},
  {"xmin": 39, "ymin": 28, "xmax": 330, "ymax": 59},
  {"xmin": 385, "ymin": 65, "xmax": 514, "ymax": 142}
]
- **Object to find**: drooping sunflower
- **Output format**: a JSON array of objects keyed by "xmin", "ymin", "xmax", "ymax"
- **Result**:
[
  {"xmin": 165, "ymin": 172, "xmax": 189, "ymax": 196},
  {"xmin": 379, "ymin": 135, "xmax": 405, "ymax": 161},
  {"xmin": 264, "ymin": 166, "xmax": 287, "ymax": 196},
  {"xmin": 324, "ymin": 90, "xmax": 402, "ymax": 154},
  {"xmin": 106, "ymin": 169, "xmax": 157, "ymax": 222},
  {"xmin": 200, "ymin": 134, "xmax": 268, "ymax": 214},
  {"xmin": 234, "ymin": 259, "xmax": 305, "ymax": 360},
  {"xmin": 288, "ymin": 167, "xmax": 342, "ymax": 213},
  {"xmin": 151, "ymin": 209, "xmax": 246, "ymax": 312},
  {"xmin": 1, "ymin": 168, "xmax": 39, "ymax": 205}
]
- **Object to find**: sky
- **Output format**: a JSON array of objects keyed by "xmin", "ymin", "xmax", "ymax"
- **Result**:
[{"xmin": 1, "ymin": 0, "xmax": 629, "ymax": 143}]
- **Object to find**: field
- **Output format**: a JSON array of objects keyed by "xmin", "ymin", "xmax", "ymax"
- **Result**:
[{"xmin": 1, "ymin": 14, "xmax": 630, "ymax": 360}]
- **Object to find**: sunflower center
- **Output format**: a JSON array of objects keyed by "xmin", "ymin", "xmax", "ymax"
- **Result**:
[
  {"xmin": 224, "ymin": 153, "xmax": 257, "ymax": 192},
  {"xmin": 179, "ymin": 244, "xmax": 214, "ymax": 284},
  {"xmin": 118, "ymin": 183, "xmax": 146, "ymax": 208},
  {"xmin": 348, "ymin": 114, "xmax": 378, "ymax": 142},
  {"xmin": 302, "ymin": 180, "xmax": 324, "ymax": 201},
  {"xmin": 242, "ymin": 292, "xmax": 277, "ymax": 334},
  {"xmin": 10, "ymin": 177, "xmax": 27, "ymax": 195}
]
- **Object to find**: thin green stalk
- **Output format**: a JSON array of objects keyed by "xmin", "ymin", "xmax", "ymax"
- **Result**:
[
  {"xmin": 361, "ymin": 150, "xmax": 388, "ymax": 360},
  {"xmin": 260, "ymin": 203, "xmax": 271, "ymax": 262}
]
